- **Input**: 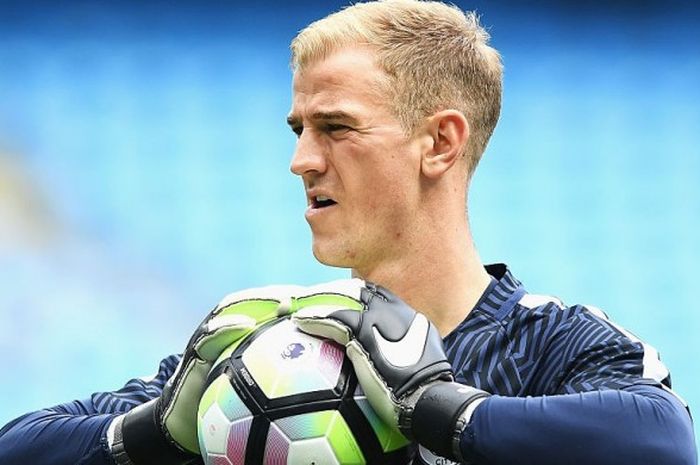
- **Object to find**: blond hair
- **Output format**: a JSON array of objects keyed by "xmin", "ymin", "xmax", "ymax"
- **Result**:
[{"xmin": 291, "ymin": 0, "xmax": 503, "ymax": 176}]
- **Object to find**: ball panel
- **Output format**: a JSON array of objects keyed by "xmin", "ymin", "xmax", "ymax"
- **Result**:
[
  {"xmin": 243, "ymin": 319, "xmax": 341, "ymax": 399},
  {"xmin": 199, "ymin": 401, "xmax": 231, "ymax": 455},
  {"xmin": 274, "ymin": 410, "xmax": 366, "ymax": 464},
  {"xmin": 318, "ymin": 341, "xmax": 345, "ymax": 387},
  {"xmin": 325, "ymin": 411, "xmax": 366, "ymax": 465},
  {"xmin": 274, "ymin": 410, "xmax": 334, "ymax": 440},
  {"xmin": 199, "ymin": 375, "xmax": 226, "ymax": 419},
  {"xmin": 287, "ymin": 437, "xmax": 342, "ymax": 465},
  {"xmin": 198, "ymin": 374, "xmax": 255, "ymax": 463},
  {"xmin": 217, "ymin": 377, "xmax": 253, "ymax": 422},
  {"xmin": 205, "ymin": 454, "xmax": 232, "ymax": 465},
  {"xmin": 263, "ymin": 422, "xmax": 290, "ymax": 465},
  {"xmin": 225, "ymin": 418, "xmax": 252, "ymax": 464}
]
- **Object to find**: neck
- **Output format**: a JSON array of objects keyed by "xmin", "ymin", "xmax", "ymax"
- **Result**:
[{"xmin": 352, "ymin": 217, "xmax": 491, "ymax": 337}]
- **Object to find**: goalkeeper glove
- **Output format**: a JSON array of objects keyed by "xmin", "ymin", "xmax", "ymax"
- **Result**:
[
  {"xmin": 108, "ymin": 284, "xmax": 310, "ymax": 465},
  {"xmin": 293, "ymin": 279, "xmax": 491, "ymax": 462}
]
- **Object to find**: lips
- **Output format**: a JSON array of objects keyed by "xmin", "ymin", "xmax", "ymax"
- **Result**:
[{"xmin": 305, "ymin": 192, "xmax": 338, "ymax": 220}]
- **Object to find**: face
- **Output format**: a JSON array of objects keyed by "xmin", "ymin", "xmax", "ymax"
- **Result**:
[{"xmin": 288, "ymin": 47, "xmax": 427, "ymax": 275}]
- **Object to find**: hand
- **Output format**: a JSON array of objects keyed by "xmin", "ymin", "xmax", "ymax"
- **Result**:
[
  {"xmin": 109, "ymin": 284, "xmax": 316, "ymax": 465},
  {"xmin": 293, "ymin": 279, "xmax": 491, "ymax": 461}
]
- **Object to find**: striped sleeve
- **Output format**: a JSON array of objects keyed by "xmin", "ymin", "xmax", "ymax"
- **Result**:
[{"xmin": 91, "ymin": 354, "xmax": 181, "ymax": 414}]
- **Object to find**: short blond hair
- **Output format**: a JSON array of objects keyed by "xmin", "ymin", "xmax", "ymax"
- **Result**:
[{"xmin": 291, "ymin": 0, "xmax": 503, "ymax": 176}]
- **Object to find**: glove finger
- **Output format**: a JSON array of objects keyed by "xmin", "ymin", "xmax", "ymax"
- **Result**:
[
  {"xmin": 163, "ymin": 357, "xmax": 209, "ymax": 454},
  {"xmin": 196, "ymin": 314, "xmax": 257, "ymax": 361},
  {"xmin": 293, "ymin": 308, "xmax": 358, "ymax": 345},
  {"xmin": 287, "ymin": 279, "xmax": 365, "ymax": 317},
  {"xmin": 216, "ymin": 284, "xmax": 305, "ymax": 309},
  {"xmin": 346, "ymin": 340, "xmax": 403, "ymax": 434},
  {"xmin": 216, "ymin": 285, "xmax": 306, "ymax": 320}
]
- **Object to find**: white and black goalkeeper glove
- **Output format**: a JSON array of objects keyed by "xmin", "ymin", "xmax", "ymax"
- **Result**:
[
  {"xmin": 293, "ymin": 279, "xmax": 491, "ymax": 462},
  {"xmin": 108, "ymin": 284, "xmax": 310, "ymax": 465}
]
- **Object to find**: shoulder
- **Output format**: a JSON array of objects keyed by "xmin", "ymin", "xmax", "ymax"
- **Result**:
[
  {"xmin": 507, "ymin": 293, "xmax": 618, "ymax": 343},
  {"xmin": 506, "ymin": 290, "xmax": 634, "ymax": 347},
  {"xmin": 508, "ymin": 293, "xmax": 673, "ymax": 393}
]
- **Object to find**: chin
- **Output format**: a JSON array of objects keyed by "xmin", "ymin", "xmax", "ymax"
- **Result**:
[{"xmin": 311, "ymin": 239, "xmax": 357, "ymax": 269}]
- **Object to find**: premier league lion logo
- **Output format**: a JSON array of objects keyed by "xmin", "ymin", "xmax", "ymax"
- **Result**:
[{"xmin": 281, "ymin": 342, "xmax": 306, "ymax": 360}]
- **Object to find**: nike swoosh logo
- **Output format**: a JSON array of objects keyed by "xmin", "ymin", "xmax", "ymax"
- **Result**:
[{"xmin": 372, "ymin": 313, "xmax": 429, "ymax": 368}]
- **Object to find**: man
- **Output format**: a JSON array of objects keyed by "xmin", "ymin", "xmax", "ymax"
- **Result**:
[{"xmin": 0, "ymin": 1, "xmax": 696, "ymax": 464}]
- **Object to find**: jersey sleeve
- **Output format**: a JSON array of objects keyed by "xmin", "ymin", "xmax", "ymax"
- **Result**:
[
  {"xmin": 454, "ymin": 306, "xmax": 696, "ymax": 465},
  {"xmin": 0, "ymin": 354, "xmax": 181, "ymax": 465},
  {"xmin": 459, "ymin": 384, "xmax": 696, "ymax": 465}
]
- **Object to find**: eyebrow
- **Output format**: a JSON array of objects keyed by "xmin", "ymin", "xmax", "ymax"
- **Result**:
[{"xmin": 286, "ymin": 110, "xmax": 360, "ymax": 128}]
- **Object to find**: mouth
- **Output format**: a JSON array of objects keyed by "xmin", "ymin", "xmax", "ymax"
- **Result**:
[
  {"xmin": 306, "ymin": 194, "xmax": 338, "ymax": 217},
  {"xmin": 311, "ymin": 195, "xmax": 337, "ymax": 209}
]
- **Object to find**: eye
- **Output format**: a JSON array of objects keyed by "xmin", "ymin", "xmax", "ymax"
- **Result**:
[{"xmin": 323, "ymin": 123, "xmax": 351, "ymax": 134}]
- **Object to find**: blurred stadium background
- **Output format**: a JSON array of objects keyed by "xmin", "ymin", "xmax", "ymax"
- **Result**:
[{"xmin": 0, "ymin": 0, "xmax": 698, "ymax": 448}]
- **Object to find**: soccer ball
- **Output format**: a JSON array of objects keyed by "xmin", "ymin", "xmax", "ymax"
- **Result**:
[{"xmin": 197, "ymin": 316, "xmax": 413, "ymax": 465}]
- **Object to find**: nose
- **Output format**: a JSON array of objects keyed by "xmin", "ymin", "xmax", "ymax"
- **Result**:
[{"xmin": 290, "ymin": 130, "xmax": 327, "ymax": 177}]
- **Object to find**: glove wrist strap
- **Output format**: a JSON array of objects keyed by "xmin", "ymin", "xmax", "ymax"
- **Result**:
[
  {"xmin": 411, "ymin": 382, "xmax": 490, "ymax": 461},
  {"xmin": 118, "ymin": 399, "xmax": 197, "ymax": 465},
  {"xmin": 109, "ymin": 415, "xmax": 133, "ymax": 465}
]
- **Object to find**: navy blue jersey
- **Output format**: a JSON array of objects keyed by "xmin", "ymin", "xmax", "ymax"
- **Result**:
[
  {"xmin": 0, "ymin": 264, "xmax": 695, "ymax": 465},
  {"xmin": 445, "ymin": 264, "xmax": 674, "ymax": 396}
]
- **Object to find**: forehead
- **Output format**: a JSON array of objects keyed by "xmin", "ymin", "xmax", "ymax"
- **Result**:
[{"xmin": 290, "ymin": 47, "xmax": 391, "ymax": 116}]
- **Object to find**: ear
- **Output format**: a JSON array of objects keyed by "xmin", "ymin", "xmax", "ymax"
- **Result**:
[{"xmin": 421, "ymin": 110, "xmax": 469, "ymax": 179}]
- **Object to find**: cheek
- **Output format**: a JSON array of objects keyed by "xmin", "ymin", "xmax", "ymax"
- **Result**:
[
  {"xmin": 360, "ymin": 187, "xmax": 411, "ymax": 229},
  {"xmin": 360, "ymin": 170, "xmax": 413, "ymax": 211},
  {"xmin": 340, "ymin": 143, "xmax": 418, "ymax": 218}
]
